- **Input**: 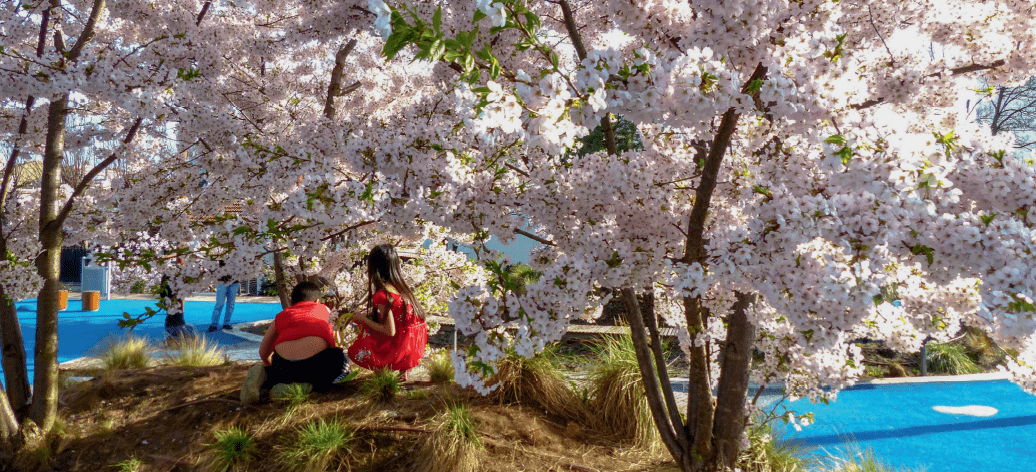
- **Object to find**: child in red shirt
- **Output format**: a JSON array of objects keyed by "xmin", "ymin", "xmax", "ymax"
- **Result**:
[{"xmin": 241, "ymin": 281, "xmax": 348, "ymax": 404}]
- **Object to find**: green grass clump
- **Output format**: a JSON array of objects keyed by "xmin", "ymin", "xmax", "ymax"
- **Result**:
[
  {"xmin": 207, "ymin": 426, "xmax": 255, "ymax": 472},
  {"xmin": 824, "ymin": 446, "xmax": 925, "ymax": 472},
  {"xmin": 279, "ymin": 417, "xmax": 353, "ymax": 471},
  {"xmin": 587, "ymin": 333, "xmax": 659, "ymax": 450},
  {"xmin": 100, "ymin": 336, "xmax": 152, "ymax": 370},
  {"xmin": 413, "ymin": 403, "xmax": 482, "ymax": 472},
  {"xmin": 427, "ymin": 349, "xmax": 455, "ymax": 383},
  {"xmin": 271, "ymin": 383, "xmax": 312, "ymax": 411},
  {"xmin": 925, "ymin": 342, "xmax": 981, "ymax": 375},
  {"xmin": 360, "ymin": 368, "xmax": 401, "ymax": 403},
  {"xmin": 111, "ymin": 456, "xmax": 145, "ymax": 472},
  {"xmin": 165, "ymin": 335, "xmax": 227, "ymax": 367}
]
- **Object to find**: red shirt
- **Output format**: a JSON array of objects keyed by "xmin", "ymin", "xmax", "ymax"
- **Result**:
[{"xmin": 273, "ymin": 301, "xmax": 336, "ymax": 349}]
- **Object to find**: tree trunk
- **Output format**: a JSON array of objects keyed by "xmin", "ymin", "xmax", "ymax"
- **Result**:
[
  {"xmin": 0, "ymin": 284, "xmax": 31, "ymax": 413},
  {"xmin": 0, "ymin": 380, "xmax": 19, "ymax": 446},
  {"xmin": 272, "ymin": 250, "xmax": 291, "ymax": 308},
  {"xmin": 28, "ymin": 94, "xmax": 69, "ymax": 433},
  {"xmin": 711, "ymin": 292, "xmax": 758, "ymax": 469}
]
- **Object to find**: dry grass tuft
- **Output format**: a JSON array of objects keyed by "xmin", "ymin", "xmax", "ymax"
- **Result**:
[
  {"xmin": 737, "ymin": 420, "xmax": 816, "ymax": 472},
  {"xmin": 412, "ymin": 403, "xmax": 482, "ymax": 472},
  {"xmin": 587, "ymin": 334, "xmax": 661, "ymax": 450},
  {"xmin": 490, "ymin": 346, "xmax": 593, "ymax": 424},
  {"xmin": 100, "ymin": 335, "xmax": 152, "ymax": 370},
  {"xmin": 822, "ymin": 445, "xmax": 925, "ymax": 472},
  {"xmin": 165, "ymin": 335, "xmax": 227, "ymax": 367},
  {"xmin": 426, "ymin": 348, "xmax": 455, "ymax": 383}
]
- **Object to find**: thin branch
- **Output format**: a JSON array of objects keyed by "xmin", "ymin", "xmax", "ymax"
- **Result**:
[
  {"xmin": 852, "ymin": 59, "xmax": 1008, "ymax": 110},
  {"xmin": 338, "ymin": 81, "xmax": 362, "ymax": 96},
  {"xmin": 196, "ymin": 1, "xmax": 212, "ymax": 26},
  {"xmin": 514, "ymin": 228, "xmax": 554, "ymax": 246},
  {"xmin": 504, "ymin": 163, "xmax": 529, "ymax": 177},
  {"xmin": 0, "ymin": 96, "xmax": 36, "ymax": 220},
  {"xmin": 36, "ymin": 3, "xmax": 51, "ymax": 57},
  {"xmin": 324, "ymin": 38, "xmax": 359, "ymax": 120},
  {"xmin": 53, "ymin": 117, "xmax": 143, "ymax": 229},
  {"xmin": 642, "ymin": 291, "xmax": 688, "ymax": 445},
  {"xmin": 67, "ymin": 0, "xmax": 104, "ymax": 62},
  {"xmin": 162, "ymin": 397, "xmax": 238, "ymax": 412},
  {"xmin": 319, "ymin": 220, "xmax": 376, "ymax": 242},
  {"xmin": 867, "ymin": 5, "xmax": 895, "ymax": 66},
  {"xmin": 558, "ymin": 0, "xmax": 586, "ymax": 60},
  {"xmin": 621, "ymin": 288, "xmax": 686, "ymax": 463}
]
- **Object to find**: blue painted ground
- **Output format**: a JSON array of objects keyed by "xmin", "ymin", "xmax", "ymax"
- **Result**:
[
  {"xmin": 3, "ymin": 298, "xmax": 280, "ymax": 381},
  {"xmin": 775, "ymin": 379, "xmax": 1036, "ymax": 472}
]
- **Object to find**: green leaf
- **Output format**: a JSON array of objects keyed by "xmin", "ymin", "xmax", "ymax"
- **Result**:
[
  {"xmin": 824, "ymin": 134, "xmax": 847, "ymax": 146},
  {"xmin": 747, "ymin": 78, "xmax": 764, "ymax": 93},
  {"xmin": 524, "ymin": 11, "xmax": 540, "ymax": 31},
  {"xmin": 472, "ymin": 9, "xmax": 486, "ymax": 24},
  {"xmin": 383, "ymin": 31, "xmax": 410, "ymax": 60},
  {"xmin": 836, "ymin": 146, "xmax": 854, "ymax": 165},
  {"xmin": 429, "ymin": 38, "xmax": 445, "ymax": 61},
  {"xmin": 433, "ymin": 5, "xmax": 442, "ymax": 33},
  {"xmin": 910, "ymin": 244, "xmax": 935, "ymax": 265},
  {"xmin": 980, "ymin": 213, "xmax": 997, "ymax": 226}
]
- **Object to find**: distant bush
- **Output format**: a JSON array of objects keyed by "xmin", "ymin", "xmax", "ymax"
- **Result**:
[{"xmin": 926, "ymin": 342, "xmax": 981, "ymax": 375}]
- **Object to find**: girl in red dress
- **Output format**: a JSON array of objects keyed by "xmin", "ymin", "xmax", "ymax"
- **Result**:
[{"xmin": 347, "ymin": 244, "xmax": 428, "ymax": 379}]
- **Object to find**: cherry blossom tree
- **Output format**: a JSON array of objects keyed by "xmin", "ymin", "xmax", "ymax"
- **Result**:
[
  {"xmin": 0, "ymin": 0, "xmax": 378, "ymax": 446},
  {"xmin": 352, "ymin": 0, "xmax": 1036, "ymax": 470}
]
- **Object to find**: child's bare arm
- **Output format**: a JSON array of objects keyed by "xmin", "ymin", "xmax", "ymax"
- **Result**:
[{"xmin": 354, "ymin": 304, "xmax": 396, "ymax": 336}]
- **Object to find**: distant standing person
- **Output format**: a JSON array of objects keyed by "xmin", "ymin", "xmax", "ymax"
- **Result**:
[
  {"xmin": 209, "ymin": 261, "xmax": 240, "ymax": 332},
  {"xmin": 347, "ymin": 243, "xmax": 428, "ymax": 380}
]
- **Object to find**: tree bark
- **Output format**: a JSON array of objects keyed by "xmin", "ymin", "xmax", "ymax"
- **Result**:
[
  {"xmin": 0, "ymin": 284, "xmax": 31, "ymax": 413},
  {"xmin": 272, "ymin": 250, "xmax": 291, "ymax": 308},
  {"xmin": 0, "ymin": 382, "xmax": 19, "ymax": 447},
  {"xmin": 712, "ymin": 292, "xmax": 758, "ymax": 469},
  {"xmin": 28, "ymin": 93, "xmax": 69, "ymax": 432}
]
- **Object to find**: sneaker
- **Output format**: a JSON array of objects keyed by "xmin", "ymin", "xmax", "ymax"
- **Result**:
[
  {"xmin": 240, "ymin": 364, "xmax": 266, "ymax": 405},
  {"xmin": 270, "ymin": 382, "xmax": 312, "ymax": 400},
  {"xmin": 207, "ymin": 325, "xmax": 218, "ymax": 333},
  {"xmin": 222, "ymin": 324, "xmax": 234, "ymax": 330}
]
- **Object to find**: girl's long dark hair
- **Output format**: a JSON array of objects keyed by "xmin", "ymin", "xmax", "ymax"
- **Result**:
[{"xmin": 367, "ymin": 243, "xmax": 425, "ymax": 322}]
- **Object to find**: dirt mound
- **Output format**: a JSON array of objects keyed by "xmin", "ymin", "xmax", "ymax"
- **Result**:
[{"xmin": 39, "ymin": 364, "xmax": 671, "ymax": 472}]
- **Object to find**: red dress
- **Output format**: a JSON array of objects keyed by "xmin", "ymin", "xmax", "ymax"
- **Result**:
[{"xmin": 348, "ymin": 290, "xmax": 428, "ymax": 372}]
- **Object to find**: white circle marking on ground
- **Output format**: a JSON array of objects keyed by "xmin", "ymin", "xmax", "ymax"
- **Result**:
[{"xmin": 932, "ymin": 405, "xmax": 998, "ymax": 417}]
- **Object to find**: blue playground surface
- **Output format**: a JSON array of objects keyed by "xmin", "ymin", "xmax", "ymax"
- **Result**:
[
  {"xmin": 3, "ymin": 297, "xmax": 281, "ymax": 380},
  {"xmin": 775, "ymin": 378, "xmax": 1036, "ymax": 471}
]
